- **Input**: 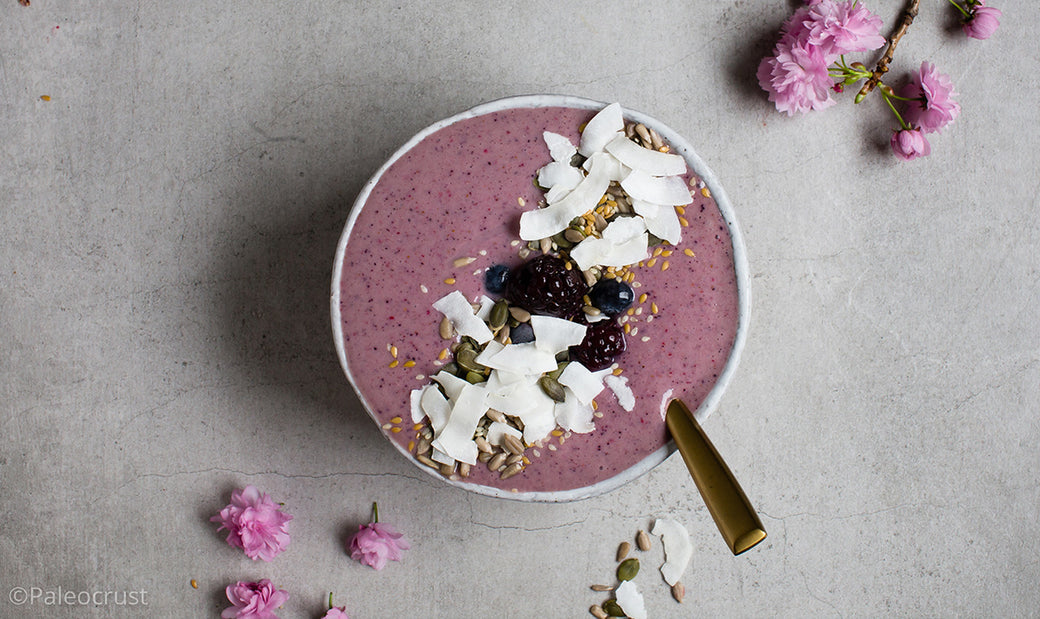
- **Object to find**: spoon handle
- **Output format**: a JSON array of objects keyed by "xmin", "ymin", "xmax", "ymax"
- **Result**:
[{"xmin": 666, "ymin": 399, "xmax": 766, "ymax": 555}]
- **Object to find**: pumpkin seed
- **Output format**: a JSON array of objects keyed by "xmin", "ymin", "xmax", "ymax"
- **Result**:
[
  {"xmin": 547, "ymin": 361, "xmax": 568, "ymax": 381},
  {"xmin": 538, "ymin": 375, "xmax": 566, "ymax": 402},
  {"xmin": 616, "ymin": 541, "xmax": 631, "ymax": 562},
  {"xmin": 551, "ymin": 231, "xmax": 574, "ymax": 249},
  {"xmin": 464, "ymin": 370, "xmax": 486, "ymax": 384},
  {"xmin": 602, "ymin": 600, "xmax": 625, "ymax": 617},
  {"xmin": 489, "ymin": 300, "xmax": 509, "ymax": 329},
  {"xmin": 616, "ymin": 557, "xmax": 639, "ymax": 581},
  {"xmin": 456, "ymin": 348, "xmax": 483, "ymax": 373}
]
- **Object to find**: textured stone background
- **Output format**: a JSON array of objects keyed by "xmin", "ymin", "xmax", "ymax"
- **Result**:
[{"xmin": 1, "ymin": 1, "xmax": 1037, "ymax": 617}]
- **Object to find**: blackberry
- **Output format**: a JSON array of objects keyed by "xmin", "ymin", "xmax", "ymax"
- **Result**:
[
  {"xmin": 588, "ymin": 278, "xmax": 634, "ymax": 316},
  {"xmin": 570, "ymin": 318, "xmax": 626, "ymax": 371},
  {"xmin": 484, "ymin": 264, "xmax": 510, "ymax": 294},
  {"xmin": 505, "ymin": 255, "xmax": 587, "ymax": 318}
]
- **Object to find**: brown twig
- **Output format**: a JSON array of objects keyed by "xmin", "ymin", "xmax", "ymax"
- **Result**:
[{"xmin": 855, "ymin": 0, "xmax": 921, "ymax": 102}]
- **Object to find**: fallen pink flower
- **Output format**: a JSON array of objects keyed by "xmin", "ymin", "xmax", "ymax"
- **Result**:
[
  {"xmin": 211, "ymin": 486, "xmax": 292, "ymax": 561},
  {"xmin": 890, "ymin": 128, "xmax": 931, "ymax": 160},
  {"xmin": 963, "ymin": 2, "xmax": 1001, "ymax": 40},
  {"xmin": 806, "ymin": 0, "xmax": 886, "ymax": 56},
  {"xmin": 901, "ymin": 62, "xmax": 960, "ymax": 134},
  {"xmin": 347, "ymin": 503, "xmax": 410, "ymax": 571},
  {"xmin": 322, "ymin": 608, "xmax": 350, "ymax": 619},
  {"xmin": 221, "ymin": 580, "xmax": 289, "ymax": 619}
]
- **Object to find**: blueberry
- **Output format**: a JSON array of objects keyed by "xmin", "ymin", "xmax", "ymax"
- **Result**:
[
  {"xmin": 510, "ymin": 321, "xmax": 535, "ymax": 344},
  {"xmin": 588, "ymin": 279, "xmax": 634, "ymax": 316},
  {"xmin": 484, "ymin": 264, "xmax": 510, "ymax": 294}
]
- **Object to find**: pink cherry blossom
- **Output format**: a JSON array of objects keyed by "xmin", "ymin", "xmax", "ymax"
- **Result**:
[
  {"xmin": 322, "ymin": 608, "xmax": 351, "ymax": 619},
  {"xmin": 806, "ymin": 0, "xmax": 887, "ymax": 55},
  {"xmin": 901, "ymin": 62, "xmax": 960, "ymax": 133},
  {"xmin": 221, "ymin": 580, "xmax": 289, "ymax": 619},
  {"xmin": 890, "ymin": 128, "xmax": 931, "ymax": 160},
  {"xmin": 962, "ymin": 2, "xmax": 1001, "ymax": 40},
  {"xmin": 757, "ymin": 38, "xmax": 836, "ymax": 115},
  {"xmin": 211, "ymin": 486, "xmax": 292, "ymax": 561},
  {"xmin": 348, "ymin": 521, "xmax": 410, "ymax": 570}
]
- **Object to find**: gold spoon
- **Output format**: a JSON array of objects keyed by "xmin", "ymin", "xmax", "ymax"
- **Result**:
[{"xmin": 666, "ymin": 399, "xmax": 767, "ymax": 555}]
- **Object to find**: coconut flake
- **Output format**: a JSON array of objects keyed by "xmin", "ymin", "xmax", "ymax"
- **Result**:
[
  {"xmin": 614, "ymin": 580, "xmax": 647, "ymax": 619},
  {"xmin": 652, "ymin": 518, "xmax": 693, "ymax": 587},
  {"xmin": 537, "ymin": 161, "xmax": 584, "ymax": 198},
  {"xmin": 431, "ymin": 383, "xmax": 487, "ymax": 465},
  {"xmin": 602, "ymin": 215, "xmax": 648, "ymax": 243},
  {"xmin": 518, "ymin": 402, "xmax": 556, "ymax": 444},
  {"xmin": 579, "ymin": 102, "xmax": 624, "ymax": 157},
  {"xmin": 557, "ymin": 361, "xmax": 605, "ymax": 405},
  {"xmin": 419, "ymin": 384, "xmax": 452, "ymax": 434},
  {"xmin": 479, "ymin": 341, "xmax": 558, "ymax": 375},
  {"xmin": 519, "ymin": 152, "xmax": 612, "ymax": 240},
  {"xmin": 409, "ymin": 387, "xmax": 426, "ymax": 424},
  {"xmin": 554, "ymin": 388, "xmax": 596, "ymax": 434},
  {"xmin": 569, "ymin": 232, "xmax": 649, "ymax": 271},
  {"xmin": 474, "ymin": 340, "xmax": 506, "ymax": 366},
  {"xmin": 433, "ymin": 290, "xmax": 494, "ymax": 344},
  {"xmin": 485, "ymin": 420, "xmax": 522, "ymax": 446},
  {"xmin": 430, "ymin": 447, "xmax": 455, "ymax": 466},
  {"xmin": 530, "ymin": 315, "xmax": 587, "ymax": 355},
  {"xmin": 605, "ymin": 133, "xmax": 687, "ymax": 176},
  {"xmin": 632, "ymin": 198, "xmax": 682, "ymax": 245},
  {"xmin": 543, "ymin": 131, "xmax": 576, "ymax": 162},
  {"xmin": 621, "ymin": 169, "xmax": 694, "ymax": 206},
  {"xmin": 584, "ymin": 149, "xmax": 630, "ymax": 182},
  {"xmin": 604, "ymin": 374, "xmax": 635, "ymax": 411},
  {"xmin": 475, "ymin": 295, "xmax": 496, "ymax": 321},
  {"xmin": 431, "ymin": 370, "xmax": 468, "ymax": 402}
]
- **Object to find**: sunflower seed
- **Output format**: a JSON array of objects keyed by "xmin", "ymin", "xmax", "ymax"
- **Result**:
[
  {"xmin": 500, "ymin": 462, "xmax": 524, "ymax": 479},
  {"xmin": 415, "ymin": 436, "xmax": 432, "ymax": 456},
  {"xmin": 590, "ymin": 584, "xmax": 613, "ymax": 592},
  {"xmin": 486, "ymin": 408, "xmax": 507, "ymax": 424},
  {"xmin": 634, "ymin": 123, "xmax": 652, "ymax": 145},
  {"xmin": 508, "ymin": 306, "xmax": 531, "ymax": 323},
  {"xmin": 438, "ymin": 462, "xmax": 454, "ymax": 477},
  {"xmin": 458, "ymin": 462, "xmax": 471, "ymax": 478},
  {"xmin": 616, "ymin": 541, "xmax": 631, "ymax": 562},
  {"xmin": 487, "ymin": 452, "xmax": 507, "ymax": 471},
  {"xmin": 539, "ymin": 237, "xmax": 552, "ymax": 254},
  {"xmin": 475, "ymin": 435, "xmax": 493, "ymax": 454},
  {"xmin": 636, "ymin": 529, "xmax": 651, "ymax": 551},
  {"xmin": 494, "ymin": 324, "xmax": 511, "ymax": 344},
  {"xmin": 501, "ymin": 433, "xmax": 525, "ymax": 455},
  {"xmin": 671, "ymin": 581, "xmax": 685, "ymax": 603},
  {"xmin": 439, "ymin": 316, "xmax": 454, "ymax": 340},
  {"xmin": 477, "ymin": 451, "xmax": 493, "ymax": 463},
  {"xmin": 564, "ymin": 228, "xmax": 585, "ymax": 244},
  {"xmin": 590, "ymin": 605, "xmax": 608, "ymax": 619},
  {"xmin": 416, "ymin": 454, "xmax": 438, "ymax": 469}
]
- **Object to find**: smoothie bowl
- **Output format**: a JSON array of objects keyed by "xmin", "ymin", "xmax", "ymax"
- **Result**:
[{"xmin": 331, "ymin": 95, "xmax": 749, "ymax": 502}]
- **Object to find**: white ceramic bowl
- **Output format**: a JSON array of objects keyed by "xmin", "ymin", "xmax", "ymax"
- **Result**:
[{"xmin": 331, "ymin": 94, "xmax": 749, "ymax": 501}]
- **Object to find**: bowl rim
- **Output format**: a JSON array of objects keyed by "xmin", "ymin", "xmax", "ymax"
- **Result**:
[{"xmin": 330, "ymin": 94, "xmax": 750, "ymax": 502}]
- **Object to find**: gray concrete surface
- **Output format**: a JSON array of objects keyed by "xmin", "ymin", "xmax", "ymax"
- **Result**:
[{"xmin": 2, "ymin": 1, "xmax": 1037, "ymax": 617}]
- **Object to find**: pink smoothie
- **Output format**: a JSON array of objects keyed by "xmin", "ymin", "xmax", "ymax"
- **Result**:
[{"xmin": 336, "ymin": 104, "xmax": 740, "ymax": 495}]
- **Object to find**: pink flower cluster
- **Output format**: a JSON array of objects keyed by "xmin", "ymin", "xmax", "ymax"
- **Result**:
[
  {"xmin": 757, "ymin": 0, "xmax": 885, "ymax": 115},
  {"xmin": 211, "ymin": 485, "xmax": 293, "ymax": 562}
]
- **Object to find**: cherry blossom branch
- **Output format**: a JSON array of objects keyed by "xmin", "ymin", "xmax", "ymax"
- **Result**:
[{"xmin": 855, "ymin": 0, "xmax": 921, "ymax": 103}]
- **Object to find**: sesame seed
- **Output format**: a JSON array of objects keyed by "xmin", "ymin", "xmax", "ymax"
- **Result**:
[
  {"xmin": 646, "ymin": 258, "xmax": 658, "ymax": 268},
  {"xmin": 381, "ymin": 423, "xmax": 392, "ymax": 430},
  {"xmin": 661, "ymin": 261, "xmax": 670, "ymax": 271},
  {"xmin": 684, "ymin": 248, "xmax": 696, "ymax": 257},
  {"xmin": 403, "ymin": 360, "xmax": 416, "ymax": 368},
  {"xmin": 420, "ymin": 284, "xmax": 429, "ymax": 293},
  {"xmin": 408, "ymin": 440, "xmax": 415, "ymax": 451},
  {"xmin": 390, "ymin": 427, "xmax": 402, "ymax": 433},
  {"xmin": 624, "ymin": 323, "xmax": 631, "ymax": 334},
  {"xmin": 388, "ymin": 360, "xmax": 399, "ymax": 368},
  {"xmin": 390, "ymin": 345, "xmax": 398, "ymax": 358},
  {"xmin": 639, "ymin": 293, "xmax": 648, "ymax": 304},
  {"xmin": 518, "ymin": 197, "xmax": 526, "ymax": 207},
  {"xmin": 679, "ymin": 217, "xmax": 690, "ymax": 227},
  {"xmin": 701, "ymin": 187, "xmax": 712, "ymax": 198},
  {"xmin": 662, "ymin": 250, "xmax": 673, "ymax": 257},
  {"xmin": 438, "ymin": 348, "xmax": 450, "ymax": 360},
  {"xmin": 453, "ymin": 256, "xmax": 476, "ymax": 267},
  {"xmin": 612, "ymin": 368, "xmax": 624, "ymax": 376},
  {"xmin": 390, "ymin": 416, "xmax": 403, "ymax": 424},
  {"xmin": 676, "ymin": 205, "xmax": 686, "ymax": 216},
  {"xmin": 641, "ymin": 336, "xmax": 651, "ymax": 342},
  {"xmin": 443, "ymin": 277, "xmax": 456, "ymax": 285},
  {"xmin": 415, "ymin": 374, "xmax": 425, "ymax": 380},
  {"xmin": 651, "ymin": 302, "xmax": 659, "ymax": 314}
]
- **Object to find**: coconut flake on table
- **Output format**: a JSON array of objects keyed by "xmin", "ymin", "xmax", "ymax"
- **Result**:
[
  {"xmin": 557, "ymin": 361, "xmax": 607, "ymax": 405},
  {"xmin": 578, "ymin": 102, "xmax": 624, "ymax": 157},
  {"xmin": 605, "ymin": 133, "xmax": 687, "ymax": 176},
  {"xmin": 520, "ymin": 152, "xmax": 613, "ymax": 240},
  {"xmin": 604, "ymin": 373, "xmax": 635, "ymax": 411},
  {"xmin": 652, "ymin": 518, "xmax": 693, "ymax": 587},
  {"xmin": 430, "ymin": 382, "xmax": 488, "ymax": 465},
  {"xmin": 530, "ymin": 314, "xmax": 587, "ymax": 355},
  {"xmin": 621, "ymin": 169, "xmax": 694, "ymax": 206},
  {"xmin": 614, "ymin": 580, "xmax": 647, "ymax": 619},
  {"xmin": 432, "ymin": 290, "xmax": 494, "ymax": 343}
]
